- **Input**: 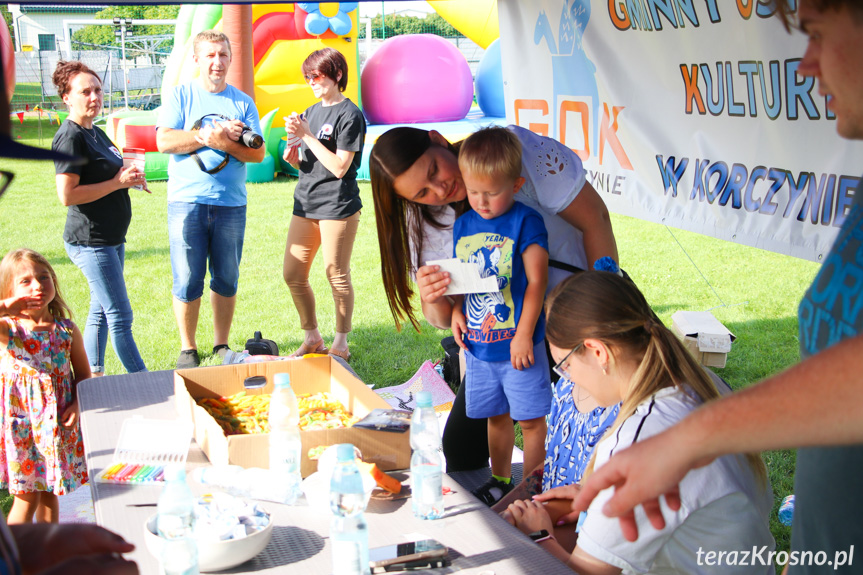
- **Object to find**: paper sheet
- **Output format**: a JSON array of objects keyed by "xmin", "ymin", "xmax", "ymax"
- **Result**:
[{"xmin": 426, "ymin": 258, "xmax": 499, "ymax": 295}]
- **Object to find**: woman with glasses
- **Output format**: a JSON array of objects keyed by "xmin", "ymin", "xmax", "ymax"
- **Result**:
[
  {"xmin": 51, "ymin": 60, "xmax": 148, "ymax": 375},
  {"xmin": 281, "ymin": 47, "xmax": 366, "ymax": 362},
  {"xmin": 506, "ymin": 272, "xmax": 774, "ymax": 574}
]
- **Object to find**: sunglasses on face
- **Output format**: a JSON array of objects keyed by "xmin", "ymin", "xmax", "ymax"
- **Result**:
[
  {"xmin": 304, "ymin": 72, "xmax": 326, "ymax": 84},
  {"xmin": 552, "ymin": 342, "xmax": 584, "ymax": 380}
]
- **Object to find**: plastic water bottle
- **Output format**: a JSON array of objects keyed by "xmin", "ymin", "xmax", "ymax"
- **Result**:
[
  {"xmin": 330, "ymin": 443, "xmax": 370, "ymax": 575},
  {"xmin": 192, "ymin": 465, "xmax": 295, "ymax": 504},
  {"xmin": 778, "ymin": 494, "xmax": 795, "ymax": 526},
  {"xmin": 268, "ymin": 372, "xmax": 302, "ymax": 504},
  {"xmin": 410, "ymin": 391, "xmax": 444, "ymax": 520},
  {"xmin": 157, "ymin": 466, "xmax": 199, "ymax": 575}
]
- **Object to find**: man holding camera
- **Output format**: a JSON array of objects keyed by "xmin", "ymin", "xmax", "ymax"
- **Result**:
[{"xmin": 157, "ymin": 30, "xmax": 265, "ymax": 369}]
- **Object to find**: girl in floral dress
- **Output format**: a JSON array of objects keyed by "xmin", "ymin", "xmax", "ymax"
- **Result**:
[{"xmin": 0, "ymin": 248, "xmax": 90, "ymax": 523}]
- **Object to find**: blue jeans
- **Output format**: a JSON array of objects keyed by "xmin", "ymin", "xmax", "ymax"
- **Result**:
[
  {"xmin": 64, "ymin": 242, "xmax": 147, "ymax": 374},
  {"xmin": 168, "ymin": 202, "xmax": 246, "ymax": 302}
]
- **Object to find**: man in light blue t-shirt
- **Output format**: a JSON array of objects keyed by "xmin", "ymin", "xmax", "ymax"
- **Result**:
[{"xmin": 157, "ymin": 30, "xmax": 265, "ymax": 369}]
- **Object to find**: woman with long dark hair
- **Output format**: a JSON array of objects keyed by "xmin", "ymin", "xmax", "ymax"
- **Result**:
[{"xmin": 369, "ymin": 125, "xmax": 619, "ymax": 491}]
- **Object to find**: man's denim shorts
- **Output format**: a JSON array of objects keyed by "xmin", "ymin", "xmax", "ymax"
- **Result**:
[{"xmin": 168, "ymin": 201, "xmax": 246, "ymax": 302}]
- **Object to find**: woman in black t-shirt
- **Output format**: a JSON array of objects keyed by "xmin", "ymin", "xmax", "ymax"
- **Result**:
[
  {"xmin": 281, "ymin": 48, "xmax": 366, "ymax": 362},
  {"xmin": 51, "ymin": 61, "xmax": 148, "ymax": 374}
]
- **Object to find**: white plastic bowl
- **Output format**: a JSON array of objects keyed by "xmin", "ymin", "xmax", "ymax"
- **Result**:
[{"xmin": 144, "ymin": 513, "xmax": 274, "ymax": 572}]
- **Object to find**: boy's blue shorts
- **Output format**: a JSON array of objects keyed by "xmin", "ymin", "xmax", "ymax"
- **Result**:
[{"xmin": 464, "ymin": 340, "xmax": 552, "ymax": 421}]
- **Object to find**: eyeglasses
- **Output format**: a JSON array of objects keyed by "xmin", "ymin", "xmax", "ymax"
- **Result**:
[
  {"xmin": 552, "ymin": 342, "xmax": 584, "ymax": 380},
  {"xmin": 0, "ymin": 171, "xmax": 14, "ymax": 202},
  {"xmin": 304, "ymin": 72, "xmax": 325, "ymax": 84}
]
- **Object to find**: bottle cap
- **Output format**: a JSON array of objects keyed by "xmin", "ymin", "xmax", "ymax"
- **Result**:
[
  {"xmin": 416, "ymin": 390, "xmax": 433, "ymax": 408},
  {"xmin": 164, "ymin": 465, "xmax": 186, "ymax": 482},
  {"xmin": 274, "ymin": 372, "xmax": 291, "ymax": 389},
  {"xmin": 336, "ymin": 443, "xmax": 356, "ymax": 462}
]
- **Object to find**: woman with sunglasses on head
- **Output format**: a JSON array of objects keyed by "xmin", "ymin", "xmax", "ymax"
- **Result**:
[
  {"xmin": 282, "ymin": 47, "xmax": 366, "ymax": 362},
  {"xmin": 506, "ymin": 271, "xmax": 774, "ymax": 574}
]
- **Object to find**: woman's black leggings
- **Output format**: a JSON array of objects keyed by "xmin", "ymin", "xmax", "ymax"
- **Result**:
[{"xmin": 441, "ymin": 377, "xmax": 489, "ymax": 472}]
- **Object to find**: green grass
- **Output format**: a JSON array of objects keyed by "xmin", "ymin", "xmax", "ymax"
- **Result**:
[{"xmin": 2, "ymin": 118, "xmax": 818, "ymax": 566}]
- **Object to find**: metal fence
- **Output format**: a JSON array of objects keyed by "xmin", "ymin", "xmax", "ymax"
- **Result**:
[
  {"xmin": 12, "ymin": 34, "xmax": 484, "ymax": 113},
  {"xmin": 12, "ymin": 50, "xmax": 164, "ymax": 113}
]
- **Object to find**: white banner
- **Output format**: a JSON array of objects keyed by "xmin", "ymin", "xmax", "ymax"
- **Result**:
[{"xmin": 499, "ymin": 0, "xmax": 863, "ymax": 261}]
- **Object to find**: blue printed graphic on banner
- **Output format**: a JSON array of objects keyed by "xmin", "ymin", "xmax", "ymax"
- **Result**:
[{"xmin": 534, "ymin": 0, "xmax": 599, "ymax": 154}]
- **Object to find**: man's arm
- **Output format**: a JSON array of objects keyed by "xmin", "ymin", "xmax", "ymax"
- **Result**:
[
  {"xmin": 156, "ymin": 123, "xmax": 265, "ymax": 164},
  {"xmin": 570, "ymin": 333, "xmax": 863, "ymax": 540},
  {"xmin": 216, "ymin": 122, "xmax": 266, "ymax": 164},
  {"xmin": 156, "ymin": 127, "xmax": 201, "ymax": 155},
  {"xmin": 557, "ymin": 181, "xmax": 619, "ymax": 267}
]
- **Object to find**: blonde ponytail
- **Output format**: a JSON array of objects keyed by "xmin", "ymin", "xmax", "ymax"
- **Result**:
[{"xmin": 546, "ymin": 272, "xmax": 767, "ymax": 486}]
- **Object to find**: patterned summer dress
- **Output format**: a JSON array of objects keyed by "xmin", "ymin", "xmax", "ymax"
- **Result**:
[{"xmin": 0, "ymin": 317, "xmax": 88, "ymax": 495}]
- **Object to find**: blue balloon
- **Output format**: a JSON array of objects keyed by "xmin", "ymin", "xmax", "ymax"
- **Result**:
[
  {"xmin": 475, "ymin": 39, "xmax": 505, "ymax": 118},
  {"xmin": 305, "ymin": 13, "xmax": 330, "ymax": 36},
  {"xmin": 329, "ymin": 12, "xmax": 353, "ymax": 36}
]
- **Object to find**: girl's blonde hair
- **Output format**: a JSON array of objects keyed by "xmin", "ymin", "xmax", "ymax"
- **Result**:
[
  {"xmin": 545, "ymin": 271, "xmax": 766, "ymax": 484},
  {"xmin": 0, "ymin": 248, "xmax": 72, "ymax": 320}
]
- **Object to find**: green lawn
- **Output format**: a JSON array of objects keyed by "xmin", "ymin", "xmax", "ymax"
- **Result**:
[{"xmin": 2, "ymin": 118, "xmax": 819, "ymax": 567}]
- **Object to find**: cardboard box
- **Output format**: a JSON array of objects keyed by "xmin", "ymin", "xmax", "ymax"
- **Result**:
[
  {"xmin": 671, "ymin": 311, "xmax": 736, "ymax": 369},
  {"xmin": 174, "ymin": 357, "xmax": 411, "ymax": 477}
]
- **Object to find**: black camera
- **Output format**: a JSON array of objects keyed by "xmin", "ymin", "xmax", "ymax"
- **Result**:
[{"xmin": 239, "ymin": 126, "xmax": 263, "ymax": 149}]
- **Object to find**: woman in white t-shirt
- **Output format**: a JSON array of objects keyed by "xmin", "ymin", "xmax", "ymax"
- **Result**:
[
  {"xmin": 506, "ymin": 272, "xmax": 774, "ymax": 575},
  {"xmin": 369, "ymin": 126, "xmax": 619, "ymax": 481}
]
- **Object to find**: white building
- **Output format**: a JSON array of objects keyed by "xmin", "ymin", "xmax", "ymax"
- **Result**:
[{"xmin": 8, "ymin": 4, "xmax": 101, "ymax": 52}]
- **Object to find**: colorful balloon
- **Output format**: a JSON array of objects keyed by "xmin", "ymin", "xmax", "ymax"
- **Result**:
[
  {"xmin": 361, "ymin": 34, "xmax": 473, "ymax": 125},
  {"xmin": 475, "ymin": 39, "xmax": 505, "ymax": 118},
  {"xmin": 428, "ymin": 0, "xmax": 499, "ymax": 49}
]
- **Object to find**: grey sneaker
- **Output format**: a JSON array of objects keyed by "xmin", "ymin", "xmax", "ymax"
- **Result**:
[{"xmin": 176, "ymin": 349, "xmax": 200, "ymax": 369}]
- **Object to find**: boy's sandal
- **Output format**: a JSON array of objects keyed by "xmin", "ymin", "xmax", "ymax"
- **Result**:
[
  {"xmin": 328, "ymin": 347, "xmax": 351, "ymax": 363},
  {"xmin": 289, "ymin": 340, "xmax": 329, "ymax": 358},
  {"xmin": 471, "ymin": 477, "xmax": 515, "ymax": 506}
]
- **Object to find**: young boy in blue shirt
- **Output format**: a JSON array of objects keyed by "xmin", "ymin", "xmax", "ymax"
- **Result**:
[{"xmin": 451, "ymin": 126, "xmax": 552, "ymax": 505}]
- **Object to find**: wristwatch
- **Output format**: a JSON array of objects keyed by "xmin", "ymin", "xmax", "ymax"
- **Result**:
[{"xmin": 528, "ymin": 529, "xmax": 555, "ymax": 543}]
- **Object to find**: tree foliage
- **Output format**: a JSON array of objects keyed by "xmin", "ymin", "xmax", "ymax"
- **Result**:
[
  {"xmin": 358, "ymin": 13, "xmax": 461, "ymax": 39},
  {"xmin": 1, "ymin": 5, "xmax": 13, "ymax": 46},
  {"xmin": 71, "ymin": 5, "xmax": 180, "ymax": 53}
]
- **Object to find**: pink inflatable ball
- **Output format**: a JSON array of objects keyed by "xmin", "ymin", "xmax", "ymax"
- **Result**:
[
  {"xmin": 475, "ymin": 39, "xmax": 505, "ymax": 118},
  {"xmin": 361, "ymin": 34, "xmax": 473, "ymax": 125}
]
